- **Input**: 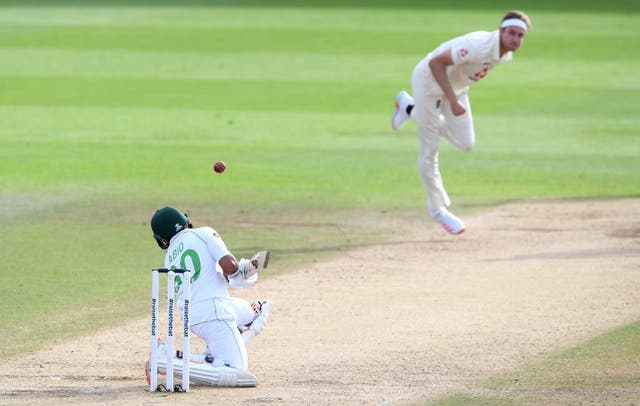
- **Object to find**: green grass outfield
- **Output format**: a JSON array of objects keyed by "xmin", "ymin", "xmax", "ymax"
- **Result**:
[
  {"xmin": 0, "ymin": 0, "xmax": 638, "ymax": 401},
  {"xmin": 431, "ymin": 321, "xmax": 640, "ymax": 405}
]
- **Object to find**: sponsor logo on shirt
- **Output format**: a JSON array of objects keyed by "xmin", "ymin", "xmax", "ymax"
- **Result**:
[{"xmin": 458, "ymin": 48, "xmax": 469, "ymax": 58}]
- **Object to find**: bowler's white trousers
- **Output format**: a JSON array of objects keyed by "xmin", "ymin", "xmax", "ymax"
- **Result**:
[{"xmin": 411, "ymin": 62, "xmax": 476, "ymax": 212}]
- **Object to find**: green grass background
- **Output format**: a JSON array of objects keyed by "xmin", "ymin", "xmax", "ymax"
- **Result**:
[
  {"xmin": 1, "ymin": 0, "xmax": 638, "ymax": 402},
  {"xmin": 431, "ymin": 321, "xmax": 640, "ymax": 405}
]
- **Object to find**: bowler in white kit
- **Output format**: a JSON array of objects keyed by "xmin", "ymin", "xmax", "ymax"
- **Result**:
[{"xmin": 391, "ymin": 10, "xmax": 532, "ymax": 234}]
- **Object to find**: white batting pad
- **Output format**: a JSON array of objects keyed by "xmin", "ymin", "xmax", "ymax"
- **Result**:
[{"xmin": 156, "ymin": 355, "xmax": 257, "ymax": 387}]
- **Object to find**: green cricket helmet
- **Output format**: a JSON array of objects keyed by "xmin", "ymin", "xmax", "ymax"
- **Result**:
[{"xmin": 150, "ymin": 206, "xmax": 192, "ymax": 249}]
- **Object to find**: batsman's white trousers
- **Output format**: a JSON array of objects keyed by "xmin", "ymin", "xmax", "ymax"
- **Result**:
[
  {"xmin": 411, "ymin": 62, "xmax": 475, "ymax": 212},
  {"xmin": 191, "ymin": 297, "xmax": 254, "ymax": 370}
]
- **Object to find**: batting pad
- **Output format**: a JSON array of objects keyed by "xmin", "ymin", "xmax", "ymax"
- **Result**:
[{"xmin": 156, "ymin": 355, "xmax": 257, "ymax": 387}]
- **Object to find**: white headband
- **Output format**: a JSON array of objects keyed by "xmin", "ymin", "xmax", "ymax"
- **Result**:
[{"xmin": 501, "ymin": 18, "xmax": 528, "ymax": 31}]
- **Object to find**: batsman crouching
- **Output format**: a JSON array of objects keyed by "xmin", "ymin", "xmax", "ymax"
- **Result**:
[{"xmin": 148, "ymin": 206, "xmax": 272, "ymax": 387}]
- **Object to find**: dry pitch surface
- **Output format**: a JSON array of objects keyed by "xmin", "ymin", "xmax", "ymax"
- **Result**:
[{"xmin": 1, "ymin": 198, "xmax": 639, "ymax": 405}]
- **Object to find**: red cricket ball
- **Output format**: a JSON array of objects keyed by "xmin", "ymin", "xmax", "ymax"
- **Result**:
[{"xmin": 213, "ymin": 161, "xmax": 226, "ymax": 173}]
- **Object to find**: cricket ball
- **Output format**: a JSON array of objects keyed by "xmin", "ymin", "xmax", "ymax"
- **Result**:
[{"xmin": 213, "ymin": 161, "xmax": 226, "ymax": 173}]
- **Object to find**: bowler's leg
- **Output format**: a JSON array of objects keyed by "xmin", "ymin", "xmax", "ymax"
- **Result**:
[
  {"xmin": 412, "ymin": 70, "xmax": 466, "ymax": 234},
  {"xmin": 412, "ymin": 70, "xmax": 452, "ymax": 212}
]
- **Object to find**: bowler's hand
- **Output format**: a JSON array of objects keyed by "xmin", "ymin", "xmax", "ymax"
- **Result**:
[{"xmin": 451, "ymin": 100, "xmax": 466, "ymax": 116}]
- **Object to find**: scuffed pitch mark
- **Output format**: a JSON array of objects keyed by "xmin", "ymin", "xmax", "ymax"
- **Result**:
[
  {"xmin": 242, "ymin": 396, "xmax": 285, "ymax": 405},
  {"xmin": 483, "ymin": 247, "xmax": 640, "ymax": 261},
  {"xmin": 0, "ymin": 373, "xmax": 136, "ymax": 382},
  {"xmin": 609, "ymin": 226, "xmax": 640, "ymax": 239},
  {"xmin": 0, "ymin": 386, "xmax": 129, "ymax": 399}
]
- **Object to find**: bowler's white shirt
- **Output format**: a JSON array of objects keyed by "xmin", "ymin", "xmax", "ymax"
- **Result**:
[{"xmin": 417, "ymin": 30, "xmax": 513, "ymax": 95}]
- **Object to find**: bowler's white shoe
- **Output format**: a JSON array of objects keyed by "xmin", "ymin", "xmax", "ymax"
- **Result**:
[
  {"xmin": 431, "ymin": 208, "xmax": 465, "ymax": 235},
  {"xmin": 391, "ymin": 90, "xmax": 414, "ymax": 131}
]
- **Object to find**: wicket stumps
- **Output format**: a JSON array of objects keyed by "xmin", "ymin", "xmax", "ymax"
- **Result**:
[{"xmin": 150, "ymin": 268, "xmax": 191, "ymax": 392}]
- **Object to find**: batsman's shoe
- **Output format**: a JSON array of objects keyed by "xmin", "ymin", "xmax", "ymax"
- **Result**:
[
  {"xmin": 391, "ymin": 90, "xmax": 414, "ymax": 131},
  {"xmin": 251, "ymin": 299, "xmax": 272, "ymax": 319},
  {"xmin": 145, "ymin": 339, "xmax": 168, "ymax": 384},
  {"xmin": 431, "ymin": 208, "xmax": 465, "ymax": 235},
  {"xmin": 241, "ymin": 300, "xmax": 272, "ymax": 345},
  {"xmin": 249, "ymin": 300, "xmax": 272, "ymax": 333},
  {"xmin": 145, "ymin": 360, "xmax": 151, "ymax": 385}
]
